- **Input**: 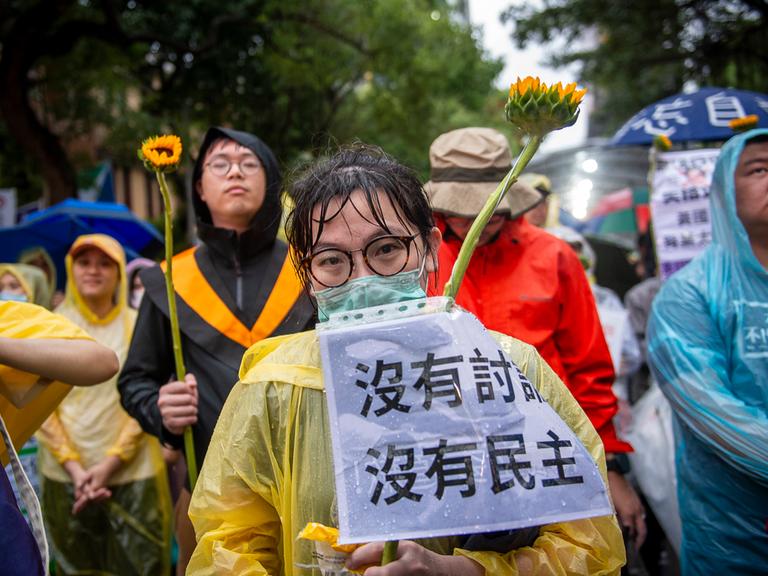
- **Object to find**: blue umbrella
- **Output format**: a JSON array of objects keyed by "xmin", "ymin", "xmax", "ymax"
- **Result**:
[
  {"xmin": 611, "ymin": 87, "xmax": 768, "ymax": 145},
  {"xmin": 0, "ymin": 199, "xmax": 163, "ymax": 289}
]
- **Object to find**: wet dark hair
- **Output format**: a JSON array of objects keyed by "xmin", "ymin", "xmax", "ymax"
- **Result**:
[
  {"xmin": 745, "ymin": 133, "xmax": 768, "ymax": 146},
  {"xmin": 286, "ymin": 144, "xmax": 436, "ymax": 287}
]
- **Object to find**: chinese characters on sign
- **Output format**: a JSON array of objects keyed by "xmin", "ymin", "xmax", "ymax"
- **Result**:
[
  {"xmin": 319, "ymin": 306, "xmax": 612, "ymax": 544},
  {"xmin": 365, "ymin": 429, "xmax": 583, "ymax": 506},
  {"xmin": 738, "ymin": 300, "xmax": 768, "ymax": 359},
  {"xmin": 613, "ymin": 90, "xmax": 766, "ymax": 144},
  {"xmin": 626, "ymin": 97, "xmax": 692, "ymax": 138},
  {"xmin": 651, "ymin": 149, "xmax": 719, "ymax": 280},
  {"xmin": 354, "ymin": 349, "xmax": 542, "ymax": 417}
]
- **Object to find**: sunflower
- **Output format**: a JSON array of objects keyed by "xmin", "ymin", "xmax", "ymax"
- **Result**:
[
  {"xmin": 653, "ymin": 134, "xmax": 673, "ymax": 151},
  {"xmin": 729, "ymin": 114, "xmax": 759, "ymax": 133},
  {"xmin": 138, "ymin": 134, "xmax": 182, "ymax": 172},
  {"xmin": 505, "ymin": 76, "xmax": 587, "ymax": 136}
]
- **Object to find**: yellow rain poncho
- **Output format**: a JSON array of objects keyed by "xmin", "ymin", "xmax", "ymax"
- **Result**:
[
  {"xmin": 0, "ymin": 263, "xmax": 50, "ymax": 308},
  {"xmin": 188, "ymin": 329, "xmax": 625, "ymax": 575},
  {"xmin": 17, "ymin": 247, "xmax": 57, "ymax": 309},
  {"xmin": 1, "ymin": 301, "xmax": 104, "ymax": 576},
  {"xmin": 36, "ymin": 234, "xmax": 171, "ymax": 576},
  {"xmin": 0, "ymin": 301, "xmax": 94, "ymax": 466}
]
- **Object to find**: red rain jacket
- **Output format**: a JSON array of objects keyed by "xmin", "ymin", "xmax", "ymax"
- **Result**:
[{"xmin": 431, "ymin": 216, "xmax": 632, "ymax": 453}]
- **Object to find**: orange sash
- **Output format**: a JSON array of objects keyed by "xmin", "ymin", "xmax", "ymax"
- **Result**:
[{"xmin": 162, "ymin": 248, "xmax": 303, "ymax": 348}]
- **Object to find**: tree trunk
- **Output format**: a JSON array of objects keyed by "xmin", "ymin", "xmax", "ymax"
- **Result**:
[{"xmin": 0, "ymin": 11, "xmax": 77, "ymax": 205}]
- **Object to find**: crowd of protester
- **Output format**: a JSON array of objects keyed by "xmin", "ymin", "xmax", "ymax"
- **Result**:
[{"xmin": 1, "ymin": 126, "xmax": 766, "ymax": 575}]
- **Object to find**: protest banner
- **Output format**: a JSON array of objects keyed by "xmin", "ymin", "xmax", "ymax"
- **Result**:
[
  {"xmin": 650, "ymin": 148, "xmax": 719, "ymax": 280},
  {"xmin": 318, "ymin": 299, "xmax": 612, "ymax": 545}
]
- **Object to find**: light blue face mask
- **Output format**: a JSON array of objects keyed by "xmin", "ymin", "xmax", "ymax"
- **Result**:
[
  {"xmin": 0, "ymin": 292, "xmax": 29, "ymax": 302},
  {"xmin": 314, "ymin": 266, "xmax": 427, "ymax": 322}
]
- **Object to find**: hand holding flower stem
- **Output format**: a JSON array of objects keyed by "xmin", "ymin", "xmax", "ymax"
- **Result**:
[
  {"xmin": 138, "ymin": 135, "xmax": 198, "ymax": 488},
  {"xmin": 381, "ymin": 540, "xmax": 399, "ymax": 565}
]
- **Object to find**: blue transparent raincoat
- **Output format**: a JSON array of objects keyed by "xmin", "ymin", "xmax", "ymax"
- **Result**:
[{"xmin": 648, "ymin": 128, "xmax": 768, "ymax": 573}]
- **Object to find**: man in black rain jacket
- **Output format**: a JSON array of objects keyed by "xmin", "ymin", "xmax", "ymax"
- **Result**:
[{"xmin": 118, "ymin": 127, "xmax": 314, "ymax": 572}]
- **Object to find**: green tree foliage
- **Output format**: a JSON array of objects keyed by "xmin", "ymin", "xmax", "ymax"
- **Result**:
[
  {"xmin": 0, "ymin": 0, "xmax": 505, "ymax": 202},
  {"xmin": 502, "ymin": 0, "xmax": 768, "ymax": 135}
]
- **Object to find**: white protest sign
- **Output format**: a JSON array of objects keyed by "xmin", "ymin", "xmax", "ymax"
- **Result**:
[
  {"xmin": 0, "ymin": 188, "xmax": 17, "ymax": 228},
  {"xmin": 318, "ymin": 300, "xmax": 612, "ymax": 545},
  {"xmin": 651, "ymin": 148, "xmax": 719, "ymax": 280}
]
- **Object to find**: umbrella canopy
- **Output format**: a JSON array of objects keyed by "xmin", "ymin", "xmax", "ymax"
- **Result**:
[
  {"xmin": 611, "ymin": 87, "xmax": 768, "ymax": 146},
  {"xmin": 0, "ymin": 199, "xmax": 162, "ymax": 290}
]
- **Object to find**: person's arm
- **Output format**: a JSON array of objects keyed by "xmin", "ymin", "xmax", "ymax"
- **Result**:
[
  {"xmin": 36, "ymin": 411, "xmax": 99, "ymax": 512},
  {"xmin": 36, "ymin": 410, "xmax": 80, "ymax": 464},
  {"xmin": 37, "ymin": 410, "xmax": 116, "ymax": 513},
  {"xmin": 105, "ymin": 414, "xmax": 145, "ymax": 463},
  {"xmin": 89, "ymin": 416, "xmax": 149, "ymax": 498},
  {"xmin": 0, "ymin": 336, "xmax": 118, "ymax": 386},
  {"xmin": 648, "ymin": 278, "xmax": 768, "ymax": 482},
  {"xmin": 187, "ymin": 380, "xmax": 281, "ymax": 576},
  {"xmin": 118, "ymin": 296, "xmax": 185, "ymax": 449},
  {"xmin": 553, "ymin": 247, "xmax": 629, "ymax": 454}
]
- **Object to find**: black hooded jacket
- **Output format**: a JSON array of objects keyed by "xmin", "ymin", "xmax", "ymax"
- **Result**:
[{"xmin": 118, "ymin": 127, "xmax": 315, "ymax": 472}]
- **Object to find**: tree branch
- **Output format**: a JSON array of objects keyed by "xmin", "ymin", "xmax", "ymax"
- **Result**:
[{"xmin": 272, "ymin": 11, "xmax": 371, "ymax": 55}]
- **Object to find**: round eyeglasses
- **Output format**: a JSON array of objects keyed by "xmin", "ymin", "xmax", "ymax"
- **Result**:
[
  {"xmin": 304, "ymin": 234, "xmax": 421, "ymax": 288},
  {"xmin": 204, "ymin": 156, "xmax": 262, "ymax": 177}
]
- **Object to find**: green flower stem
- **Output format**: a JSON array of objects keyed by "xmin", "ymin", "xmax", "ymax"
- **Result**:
[
  {"xmin": 442, "ymin": 134, "xmax": 543, "ymax": 299},
  {"xmin": 381, "ymin": 540, "xmax": 398, "ymax": 565},
  {"xmin": 156, "ymin": 171, "xmax": 198, "ymax": 489},
  {"xmin": 377, "ymin": 134, "xmax": 543, "ymax": 563}
]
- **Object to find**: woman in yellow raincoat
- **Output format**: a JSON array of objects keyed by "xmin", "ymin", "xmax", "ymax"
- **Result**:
[
  {"xmin": 1, "ymin": 300, "xmax": 119, "ymax": 576},
  {"xmin": 37, "ymin": 234, "xmax": 171, "ymax": 575},
  {"xmin": 188, "ymin": 147, "xmax": 625, "ymax": 575},
  {"xmin": 1, "ymin": 263, "xmax": 68, "ymax": 527},
  {"xmin": 18, "ymin": 247, "xmax": 59, "ymax": 309},
  {"xmin": 0, "ymin": 263, "xmax": 58, "ymax": 450},
  {"xmin": 0, "ymin": 263, "xmax": 50, "ymax": 306}
]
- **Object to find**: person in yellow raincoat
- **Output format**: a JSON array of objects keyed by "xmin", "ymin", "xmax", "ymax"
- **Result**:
[
  {"xmin": 18, "ymin": 246, "xmax": 60, "ymax": 309},
  {"xmin": 0, "ymin": 263, "xmax": 50, "ymax": 307},
  {"xmin": 1, "ymin": 262, "xmax": 71, "ymax": 539},
  {"xmin": 1, "ymin": 300, "xmax": 119, "ymax": 576},
  {"xmin": 188, "ymin": 146, "xmax": 625, "ymax": 575},
  {"xmin": 36, "ymin": 234, "xmax": 172, "ymax": 575}
]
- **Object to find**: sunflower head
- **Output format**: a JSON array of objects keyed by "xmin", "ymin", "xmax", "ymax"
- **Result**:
[
  {"xmin": 653, "ymin": 134, "xmax": 673, "ymax": 151},
  {"xmin": 729, "ymin": 114, "xmax": 759, "ymax": 133},
  {"xmin": 138, "ymin": 134, "xmax": 182, "ymax": 173},
  {"xmin": 504, "ymin": 76, "xmax": 587, "ymax": 137}
]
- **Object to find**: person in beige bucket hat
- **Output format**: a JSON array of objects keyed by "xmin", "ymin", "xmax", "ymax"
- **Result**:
[
  {"xmin": 428, "ymin": 127, "xmax": 646, "ymax": 550},
  {"xmin": 426, "ymin": 127, "xmax": 543, "ymax": 219}
]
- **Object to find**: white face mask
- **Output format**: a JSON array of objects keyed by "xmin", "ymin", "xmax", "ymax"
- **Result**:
[
  {"xmin": 130, "ymin": 288, "xmax": 145, "ymax": 309},
  {"xmin": 313, "ymin": 256, "xmax": 429, "ymax": 322},
  {"xmin": 0, "ymin": 291, "xmax": 28, "ymax": 303}
]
